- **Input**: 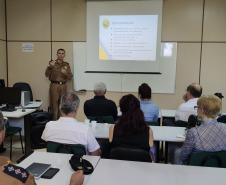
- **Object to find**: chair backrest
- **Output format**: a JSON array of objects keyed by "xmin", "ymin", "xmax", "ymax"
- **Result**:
[
  {"xmin": 175, "ymin": 115, "xmax": 200, "ymax": 129},
  {"xmin": 110, "ymin": 147, "xmax": 152, "ymax": 162},
  {"xmin": 188, "ymin": 151, "xmax": 226, "ymax": 168},
  {"xmin": 145, "ymin": 121, "xmax": 159, "ymax": 126},
  {"xmin": 30, "ymin": 111, "xmax": 52, "ymax": 149},
  {"xmin": 47, "ymin": 141, "xmax": 86, "ymax": 156},
  {"xmin": 30, "ymin": 111, "xmax": 52, "ymax": 126},
  {"xmin": 31, "ymin": 125, "xmax": 46, "ymax": 149},
  {"xmin": 13, "ymin": 82, "xmax": 33, "ymax": 101},
  {"xmin": 217, "ymin": 115, "xmax": 226, "ymax": 123},
  {"xmin": 88, "ymin": 115, "xmax": 114, "ymax": 124},
  {"xmin": 174, "ymin": 120, "xmax": 188, "ymax": 127}
]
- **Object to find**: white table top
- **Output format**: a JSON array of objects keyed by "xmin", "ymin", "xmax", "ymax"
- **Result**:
[
  {"xmin": 1, "ymin": 101, "xmax": 42, "ymax": 118},
  {"xmin": 87, "ymin": 159, "xmax": 225, "ymax": 185},
  {"xmin": 151, "ymin": 125, "xmax": 185, "ymax": 142},
  {"xmin": 88, "ymin": 123, "xmax": 186, "ymax": 142},
  {"xmin": 160, "ymin": 109, "xmax": 176, "ymax": 118},
  {"xmin": 23, "ymin": 101, "xmax": 42, "ymax": 108},
  {"xmin": 2, "ymin": 108, "xmax": 36, "ymax": 118},
  {"xmin": 118, "ymin": 108, "xmax": 176, "ymax": 118},
  {"xmin": 18, "ymin": 151, "xmax": 100, "ymax": 185}
]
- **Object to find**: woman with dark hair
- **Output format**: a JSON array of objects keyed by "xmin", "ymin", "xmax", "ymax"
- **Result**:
[
  {"xmin": 109, "ymin": 94, "xmax": 154, "ymax": 159},
  {"xmin": 138, "ymin": 83, "xmax": 159, "ymax": 122}
]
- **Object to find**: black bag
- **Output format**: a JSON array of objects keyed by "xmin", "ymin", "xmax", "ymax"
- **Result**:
[{"xmin": 69, "ymin": 155, "xmax": 94, "ymax": 175}]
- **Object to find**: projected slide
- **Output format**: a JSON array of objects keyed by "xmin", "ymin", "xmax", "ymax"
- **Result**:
[{"xmin": 99, "ymin": 15, "xmax": 158, "ymax": 61}]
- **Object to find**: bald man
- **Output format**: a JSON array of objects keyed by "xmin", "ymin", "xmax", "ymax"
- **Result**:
[{"xmin": 175, "ymin": 83, "xmax": 202, "ymax": 122}]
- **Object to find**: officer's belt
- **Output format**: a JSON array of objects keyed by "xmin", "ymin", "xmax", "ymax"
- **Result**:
[{"xmin": 51, "ymin": 81, "xmax": 66, "ymax": 85}]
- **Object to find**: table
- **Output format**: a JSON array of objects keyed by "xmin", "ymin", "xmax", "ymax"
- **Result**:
[
  {"xmin": 18, "ymin": 151, "xmax": 100, "ymax": 185},
  {"xmin": 88, "ymin": 123, "xmax": 186, "ymax": 142},
  {"xmin": 160, "ymin": 109, "xmax": 176, "ymax": 118},
  {"xmin": 23, "ymin": 101, "xmax": 43, "ymax": 109},
  {"xmin": 2, "ymin": 108, "xmax": 36, "ymax": 118},
  {"xmin": 89, "ymin": 123, "xmax": 185, "ymax": 162},
  {"xmin": 87, "ymin": 159, "xmax": 225, "ymax": 185},
  {"xmin": 118, "ymin": 108, "xmax": 176, "ymax": 126},
  {"xmin": 118, "ymin": 108, "xmax": 176, "ymax": 119}
]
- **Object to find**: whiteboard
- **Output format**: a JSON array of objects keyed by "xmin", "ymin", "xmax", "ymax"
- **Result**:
[{"xmin": 73, "ymin": 42, "xmax": 177, "ymax": 93}]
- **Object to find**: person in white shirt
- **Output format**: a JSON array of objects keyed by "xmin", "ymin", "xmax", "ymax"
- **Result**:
[
  {"xmin": 175, "ymin": 83, "xmax": 202, "ymax": 122},
  {"xmin": 41, "ymin": 92, "xmax": 101, "ymax": 156}
]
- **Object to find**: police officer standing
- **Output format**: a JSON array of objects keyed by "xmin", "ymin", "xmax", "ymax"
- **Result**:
[{"xmin": 45, "ymin": 49, "xmax": 73, "ymax": 120}]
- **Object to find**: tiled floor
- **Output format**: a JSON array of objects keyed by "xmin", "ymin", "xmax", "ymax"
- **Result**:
[
  {"xmin": 1, "ymin": 136, "xmax": 47, "ymax": 163},
  {"xmin": 1, "ymin": 136, "xmax": 25, "ymax": 162}
]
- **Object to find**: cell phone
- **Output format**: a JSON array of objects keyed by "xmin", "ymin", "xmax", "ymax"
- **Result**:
[{"xmin": 41, "ymin": 168, "xmax": 60, "ymax": 179}]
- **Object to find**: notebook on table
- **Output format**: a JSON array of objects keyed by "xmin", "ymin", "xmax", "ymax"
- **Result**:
[{"xmin": 26, "ymin": 162, "xmax": 51, "ymax": 179}]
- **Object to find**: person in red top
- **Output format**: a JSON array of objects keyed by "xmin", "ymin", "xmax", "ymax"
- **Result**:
[{"xmin": 45, "ymin": 48, "xmax": 73, "ymax": 120}]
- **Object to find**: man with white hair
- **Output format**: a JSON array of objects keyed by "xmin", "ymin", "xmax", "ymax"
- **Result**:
[
  {"xmin": 42, "ymin": 92, "xmax": 101, "ymax": 156},
  {"xmin": 84, "ymin": 82, "xmax": 118, "ymax": 121}
]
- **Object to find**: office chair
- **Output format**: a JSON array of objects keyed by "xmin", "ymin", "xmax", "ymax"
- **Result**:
[
  {"xmin": 13, "ymin": 82, "xmax": 33, "ymax": 101},
  {"xmin": 47, "ymin": 141, "xmax": 86, "ymax": 156},
  {"xmin": 217, "ymin": 115, "xmax": 226, "ymax": 124},
  {"xmin": 5, "ymin": 120, "xmax": 24, "ymax": 159},
  {"xmin": 145, "ymin": 121, "xmax": 160, "ymax": 126},
  {"xmin": 188, "ymin": 151, "xmax": 226, "ymax": 168},
  {"xmin": 110, "ymin": 147, "xmax": 152, "ymax": 162},
  {"xmin": 30, "ymin": 112, "xmax": 52, "ymax": 149},
  {"xmin": 175, "ymin": 115, "xmax": 200, "ymax": 129},
  {"xmin": 174, "ymin": 120, "xmax": 188, "ymax": 127},
  {"xmin": 88, "ymin": 115, "xmax": 115, "ymax": 124}
]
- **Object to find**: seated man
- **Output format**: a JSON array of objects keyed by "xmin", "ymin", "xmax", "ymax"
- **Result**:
[
  {"xmin": 138, "ymin": 83, "xmax": 159, "ymax": 122},
  {"xmin": 42, "ymin": 92, "xmax": 101, "ymax": 156},
  {"xmin": 0, "ymin": 111, "xmax": 83, "ymax": 185},
  {"xmin": 175, "ymin": 83, "xmax": 202, "ymax": 122},
  {"xmin": 175, "ymin": 95, "xmax": 226, "ymax": 164},
  {"xmin": 84, "ymin": 82, "xmax": 118, "ymax": 121}
]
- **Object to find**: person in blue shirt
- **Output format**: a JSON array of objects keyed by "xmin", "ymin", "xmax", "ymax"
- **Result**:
[{"xmin": 138, "ymin": 83, "xmax": 159, "ymax": 122}]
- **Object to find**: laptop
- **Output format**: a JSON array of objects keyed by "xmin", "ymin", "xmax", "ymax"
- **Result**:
[{"xmin": 26, "ymin": 162, "xmax": 51, "ymax": 179}]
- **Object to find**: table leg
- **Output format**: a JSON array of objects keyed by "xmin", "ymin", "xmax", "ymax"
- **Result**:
[
  {"xmin": 165, "ymin": 142, "xmax": 168, "ymax": 164},
  {"xmin": 0, "ymin": 143, "xmax": 6, "ymax": 153},
  {"xmin": 154, "ymin": 141, "xmax": 160, "ymax": 163},
  {"xmin": 24, "ymin": 114, "xmax": 33, "ymax": 155}
]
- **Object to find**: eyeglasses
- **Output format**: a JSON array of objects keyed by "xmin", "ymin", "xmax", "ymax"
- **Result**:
[{"xmin": 194, "ymin": 106, "xmax": 199, "ymax": 110}]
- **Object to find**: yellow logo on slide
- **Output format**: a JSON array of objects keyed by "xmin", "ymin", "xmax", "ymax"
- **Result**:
[
  {"xmin": 102, "ymin": 19, "xmax": 110, "ymax": 29},
  {"xmin": 99, "ymin": 46, "xmax": 108, "ymax": 60}
]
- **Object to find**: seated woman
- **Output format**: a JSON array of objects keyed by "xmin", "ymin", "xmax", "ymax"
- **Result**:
[
  {"xmin": 109, "ymin": 94, "xmax": 154, "ymax": 160},
  {"xmin": 178, "ymin": 95, "xmax": 226, "ymax": 164},
  {"xmin": 138, "ymin": 83, "xmax": 159, "ymax": 122}
]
